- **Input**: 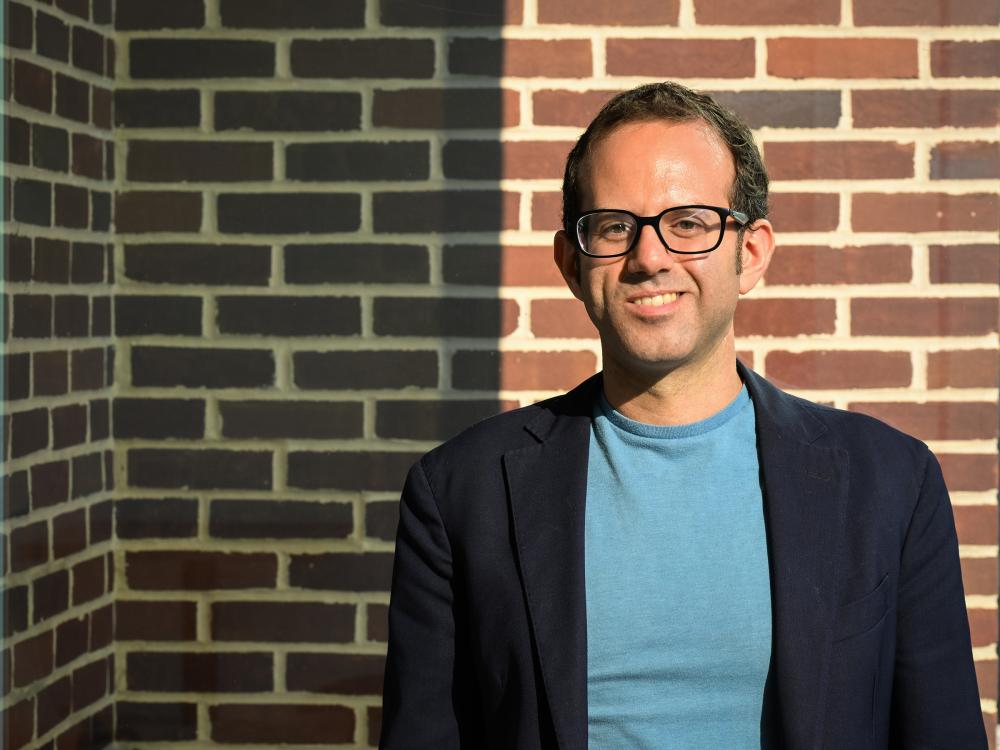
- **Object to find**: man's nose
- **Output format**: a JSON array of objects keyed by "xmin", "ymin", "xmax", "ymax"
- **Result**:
[{"xmin": 626, "ymin": 224, "xmax": 675, "ymax": 275}]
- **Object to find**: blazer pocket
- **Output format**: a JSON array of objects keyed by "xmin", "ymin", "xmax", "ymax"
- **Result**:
[{"xmin": 833, "ymin": 573, "xmax": 890, "ymax": 643}]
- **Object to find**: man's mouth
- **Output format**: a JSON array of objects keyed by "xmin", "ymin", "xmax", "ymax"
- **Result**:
[{"xmin": 631, "ymin": 293, "xmax": 679, "ymax": 307}]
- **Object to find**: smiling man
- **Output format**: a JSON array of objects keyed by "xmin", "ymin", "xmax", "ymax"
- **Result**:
[{"xmin": 380, "ymin": 82, "xmax": 985, "ymax": 749}]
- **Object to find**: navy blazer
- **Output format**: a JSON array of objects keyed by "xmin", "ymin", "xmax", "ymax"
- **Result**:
[{"xmin": 381, "ymin": 364, "xmax": 985, "ymax": 749}]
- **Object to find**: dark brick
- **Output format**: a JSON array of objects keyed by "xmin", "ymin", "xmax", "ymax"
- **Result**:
[
  {"xmin": 127, "ymin": 651, "xmax": 272, "ymax": 692},
  {"xmin": 377, "ymin": 399, "xmax": 502, "ymax": 440},
  {"xmin": 71, "ymin": 452, "xmax": 104, "ymax": 498},
  {"xmin": 712, "ymin": 90, "xmax": 842, "ymax": 129},
  {"xmin": 210, "ymin": 704, "xmax": 355, "ymax": 744},
  {"xmin": 365, "ymin": 501, "xmax": 398, "ymax": 541},
  {"xmin": 90, "ymin": 604, "xmax": 113, "ymax": 649},
  {"xmin": 116, "ymin": 702, "xmax": 198, "ymax": 741},
  {"xmin": 215, "ymin": 90, "xmax": 360, "ymax": 132},
  {"xmin": 5, "ymin": 585, "xmax": 29, "ymax": 636},
  {"xmin": 287, "ymin": 652, "xmax": 383, "ymax": 694},
  {"xmin": 116, "ymin": 498, "xmax": 198, "ymax": 539},
  {"xmin": 11, "ymin": 408, "xmax": 48, "ymax": 458},
  {"xmin": 116, "ymin": 191, "xmax": 202, "ymax": 233},
  {"xmin": 89, "ymin": 501, "xmax": 113, "ymax": 544},
  {"xmin": 219, "ymin": 400, "xmax": 362, "ymax": 438},
  {"xmin": 127, "ymin": 140, "xmax": 272, "ymax": 182},
  {"xmin": 90, "ymin": 398, "xmax": 110, "ymax": 439},
  {"xmin": 131, "ymin": 346, "xmax": 275, "ymax": 388},
  {"xmin": 124, "ymin": 243, "xmax": 271, "ymax": 285},
  {"xmin": 291, "ymin": 39, "xmax": 434, "ymax": 78},
  {"xmin": 71, "ymin": 242, "xmax": 104, "ymax": 283},
  {"xmin": 93, "ymin": 85, "xmax": 112, "ymax": 128},
  {"xmin": 853, "ymin": 89, "xmax": 1000, "ymax": 128},
  {"xmin": 113, "ymin": 398, "xmax": 205, "ymax": 439},
  {"xmin": 92, "ymin": 296, "xmax": 111, "ymax": 336},
  {"xmin": 91, "ymin": 191, "xmax": 111, "ymax": 230},
  {"xmin": 6, "ymin": 117, "xmax": 30, "ymax": 165},
  {"xmin": 288, "ymin": 451, "xmax": 418, "ymax": 491},
  {"xmin": 31, "ymin": 459, "xmax": 69, "ymax": 509},
  {"xmin": 931, "ymin": 142, "xmax": 1000, "ymax": 180},
  {"xmin": 128, "ymin": 448, "xmax": 272, "ymax": 489},
  {"xmin": 381, "ymin": 0, "xmax": 521, "ymax": 25},
  {"xmin": 930, "ymin": 244, "xmax": 999, "ymax": 284},
  {"xmin": 4, "ymin": 697, "xmax": 35, "ymax": 749},
  {"xmin": 72, "ymin": 26, "xmax": 104, "ymax": 75},
  {"xmin": 8, "ymin": 2, "xmax": 32, "ymax": 49},
  {"xmin": 55, "ymin": 616, "xmax": 88, "ymax": 666},
  {"xmin": 210, "ymin": 499, "xmax": 353, "ymax": 539},
  {"xmin": 37, "ymin": 675, "xmax": 71, "ymax": 735},
  {"xmin": 213, "ymin": 601, "xmax": 354, "ymax": 642},
  {"xmin": 116, "ymin": 600, "xmax": 197, "ymax": 641},
  {"xmin": 52, "ymin": 509, "xmax": 87, "ymax": 559},
  {"xmin": 375, "ymin": 297, "xmax": 517, "ymax": 337},
  {"xmin": 70, "ymin": 348, "xmax": 104, "ymax": 391},
  {"xmin": 72, "ymin": 658, "xmax": 107, "ymax": 709},
  {"xmin": 34, "ymin": 238, "xmax": 70, "ymax": 282},
  {"xmin": 33, "ymin": 570, "xmax": 69, "ymax": 623},
  {"xmin": 33, "ymin": 351, "xmax": 67, "ymax": 395},
  {"xmin": 130, "ymin": 39, "xmax": 275, "ymax": 78},
  {"xmin": 56, "ymin": 0, "xmax": 88, "ymax": 19},
  {"xmin": 127, "ymin": 550, "xmax": 277, "ymax": 590},
  {"xmin": 222, "ymin": 0, "xmax": 364, "ymax": 27},
  {"xmin": 55, "ymin": 73, "xmax": 89, "ymax": 122},
  {"xmin": 218, "ymin": 193, "xmax": 361, "ymax": 234},
  {"xmin": 285, "ymin": 243, "xmax": 429, "ymax": 284},
  {"xmin": 93, "ymin": 0, "xmax": 111, "ymax": 23},
  {"xmin": 32, "ymin": 123, "xmax": 69, "ymax": 172},
  {"xmin": 54, "ymin": 295, "xmax": 89, "ymax": 337},
  {"xmin": 14, "ymin": 179, "xmax": 51, "ymax": 226},
  {"xmin": 114, "ymin": 295, "xmax": 202, "ymax": 336},
  {"xmin": 71, "ymin": 555, "xmax": 105, "ymax": 605},
  {"xmin": 5, "ymin": 472, "xmax": 30, "ymax": 520},
  {"xmin": 11, "ymin": 521, "xmax": 48, "ymax": 573},
  {"xmin": 115, "ymin": 88, "xmax": 201, "ymax": 127},
  {"xmin": 116, "ymin": 0, "xmax": 204, "ymax": 29},
  {"xmin": 932, "ymin": 40, "xmax": 1000, "ymax": 78},
  {"xmin": 52, "ymin": 404, "xmax": 86, "ymax": 449},
  {"xmin": 374, "ymin": 88, "xmax": 516, "ymax": 129},
  {"xmin": 217, "ymin": 295, "xmax": 360, "ymax": 336},
  {"xmin": 293, "ymin": 350, "xmax": 438, "ymax": 389},
  {"xmin": 7, "ymin": 353, "xmax": 30, "ymax": 400},
  {"xmin": 290, "ymin": 552, "xmax": 394, "ymax": 592},
  {"xmin": 287, "ymin": 141, "xmax": 429, "ymax": 181},
  {"xmin": 54, "ymin": 183, "xmax": 88, "ymax": 229},
  {"xmin": 14, "ymin": 59, "xmax": 53, "ymax": 112},
  {"xmin": 6, "ymin": 235, "xmax": 32, "ymax": 281},
  {"xmin": 375, "ymin": 190, "xmax": 517, "ymax": 233},
  {"xmin": 72, "ymin": 133, "xmax": 103, "ymax": 178}
]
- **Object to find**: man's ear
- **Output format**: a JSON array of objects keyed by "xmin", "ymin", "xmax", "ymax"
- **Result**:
[
  {"xmin": 554, "ymin": 230, "xmax": 585, "ymax": 300},
  {"xmin": 738, "ymin": 219, "xmax": 776, "ymax": 295}
]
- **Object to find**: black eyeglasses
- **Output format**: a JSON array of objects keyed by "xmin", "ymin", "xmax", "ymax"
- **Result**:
[{"xmin": 574, "ymin": 205, "xmax": 749, "ymax": 258}]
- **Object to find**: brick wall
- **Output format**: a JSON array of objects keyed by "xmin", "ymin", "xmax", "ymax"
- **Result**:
[
  {"xmin": 3, "ymin": 0, "xmax": 117, "ymax": 747},
  {"xmin": 4, "ymin": 0, "xmax": 999, "ymax": 747}
]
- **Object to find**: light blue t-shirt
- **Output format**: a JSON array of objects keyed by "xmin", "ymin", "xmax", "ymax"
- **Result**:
[{"xmin": 585, "ymin": 386, "xmax": 771, "ymax": 749}]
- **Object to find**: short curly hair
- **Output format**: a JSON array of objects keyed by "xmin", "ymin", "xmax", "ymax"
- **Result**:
[{"xmin": 561, "ymin": 82, "xmax": 769, "ymax": 243}]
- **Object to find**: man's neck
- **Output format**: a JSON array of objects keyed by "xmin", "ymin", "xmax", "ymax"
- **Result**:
[{"xmin": 601, "ymin": 351, "xmax": 744, "ymax": 427}]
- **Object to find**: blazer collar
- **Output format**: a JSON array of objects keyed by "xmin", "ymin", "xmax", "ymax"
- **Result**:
[{"xmin": 506, "ymin": 366, "xmax": 848, "ymax": 750}]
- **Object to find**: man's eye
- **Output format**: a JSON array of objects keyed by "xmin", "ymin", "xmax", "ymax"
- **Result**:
[
  {"xmin": 599, "ymin": 222, "xmax": 631, "ymax": 238},
  {"xmin": 670, "ymin": 218, "xmax": 705, "ymax": 234}
]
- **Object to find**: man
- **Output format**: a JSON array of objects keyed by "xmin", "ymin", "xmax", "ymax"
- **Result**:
[{"xmin": 380, "ymin": 82, "xmax": 985, "ymax": 749}]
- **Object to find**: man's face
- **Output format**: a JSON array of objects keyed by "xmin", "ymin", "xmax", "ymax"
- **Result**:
[{"xmin": 555, "ymin": 119, "xmax": 768, "ymax": 381}]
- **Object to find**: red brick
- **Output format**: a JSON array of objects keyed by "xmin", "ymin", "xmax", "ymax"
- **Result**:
[
  {"xmin": 532, "ymin": 191, "xmax": 562, "ymax": 231},
  {"xmin": 929, "ymin": 245, "xmax": 999, "ymax": 284},
  {"xmin": 72, "ymin": 657, "xmax": 107, "ymax": 710},
  {"xmin": 116, "ymin": 600, "xmax": 197, "ymax": 641},
  {"xmin": 766, "ymin": 245, "xmax": 911, "ymax": 285},
  {"xmin": 13, "ymin": 630, "xmax": 53, "ymax": 687},
  {"xmin": 115, "ymin": 191, "xmax": 202, "ymax": 233},
  {"xmin": 37, "ymin": 674, "xmax": 71, "ymax": 736},
  {"xmin": 696, "ymin": 0, "xmax": 839, "ymax": 23},
  {"xmin": 73, "ymin": 555, "xmax": 105, "ymax": 605},
  {"xmin": 853, "ymin": 90, "xmax": 1000, "ymax": 128},
  {"xmin": 764, "ymin": 142, "xmax": 913, "ymax": 180},
  {"xmin": 976, "ymin": 660, "xmax": 998, "ymax": 699},
  {"xmin": 3, "ymin": 697, "xmax": 34, "ymax": 750},
  {"xmin": 963, "ymin": 557, "xmax": 998, "ymax": 595},
  {"xmin": 852, "ymin": 298, "xmax": 997, "ymax": 337},
  {"xmin": 452, "ymin": 350, "xmax": 597, "ymax": 391},
  {"xmin": 955, "ymin": 506, "xmax": 999, "ymax": 547},
  {"xmin": 939, "ymin": 454, "xmax": 998, "ymax": 492},
  {"xmin": 847, "ymin": 401, "xmax": 997, "ymax": 440},
  {"xmin": 769, "ymin": 193, "xmax": 839, "ymax": 232},
  {"xmin": 853, "ymin": 193, "xmax": 998, "ymax": 232},
  {"xmin": 533, "ymin": 89, "xmax": 616, "ymax": 127},
  {"xmin": 928, "ymin": 350, "xmax": 999, "ymax": 389},
  {"xmin": 930, "ymin": 142, "xmax": 1000, "ymax": 180},
  {"xmin": 210, "ymin": 704, "xmax": 354, "ymax": 744},
  {"xmin": 855, "ymin": 0, "xmax": 999, "ymax": 25},
  {"xmin": 443, "ymin": 140, "xmax": 573, "ymax": 181},
  {"xmin": 14, "ymin": 59, "xmax": 52, "ymax": 112},
  {"xmin": 932, "ymin": 41, "xmax": 1000, "ymax": 78},
  {"xmin": 55, "ymin": 616, "xmax": 88, "ymax": 667},
  {"xmin": 735, "ymin": 299, "xmax": 837, "ymax": 336},
  {"xmin": 969, "ymin": 608, "xmax": 997, "ymax": 648},
  {"xmin": 126, "ymin": 551, "xmax": 277, "ymax": 590},
  {"xmin": 449, "ymin": 38, "xmax": 591, "ymax": 78},
  {"xmin": 442, "ymin": 245, "xmax": 565, "ymax": 287},
  {"xmin": 538, "ymin": 0, "xmax": 678, "ymax": 24},
  {"xmin": 606, "ymin": 38, "xmax": 755, "ymax": 78},
  {"xmin": 531, "ymin": 299, "xmax": 596, "ymax": 338},
  {"xmin": 765, "ymin": 350, "xmax": 911, "ymax": 389},
  {"xmin": 769, "ymin": 38, "xmax": 917, "ymax": 79}
]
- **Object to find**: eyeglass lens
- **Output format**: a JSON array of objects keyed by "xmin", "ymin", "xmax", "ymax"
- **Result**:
[{"xmin": 578, "ymin": 207, "xmax": 726, "ymax": 256}]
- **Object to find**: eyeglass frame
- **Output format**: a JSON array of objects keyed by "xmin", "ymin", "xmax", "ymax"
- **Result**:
[{"xmin": 573, "ymin": 204, "xmax": 750, "ymax": 258}]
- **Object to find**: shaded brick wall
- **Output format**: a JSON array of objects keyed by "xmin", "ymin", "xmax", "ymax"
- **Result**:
[
  {"xmin": 3, "ymin": 0, "xmax": 117, "ymax": 747},
  {"xmin": 3, "ymin": 0, "xmax": 998, "ymax": 747}
]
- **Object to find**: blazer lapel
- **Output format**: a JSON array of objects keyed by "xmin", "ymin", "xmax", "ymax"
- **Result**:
[
  {"xmin": 504, "ymin": 377, "xmax": 597, "ymax": 750},
  {"xmin": 742, "ymin": 364, "xmax": 850, "ymax": 749}
]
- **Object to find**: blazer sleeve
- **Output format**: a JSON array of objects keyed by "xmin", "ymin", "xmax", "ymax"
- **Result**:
[
  {"xmin": 380, "ymin": 459, "xmax": 480, "ymax": 749},
  {"xmin": 889, "ymin": 448, "xmax": 987, "ymax": 749}
]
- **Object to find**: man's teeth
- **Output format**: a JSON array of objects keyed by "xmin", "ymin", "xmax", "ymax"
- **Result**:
[{"xmin": 634, "ymin": 293, "xmax": 679, "ymax": 306}]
